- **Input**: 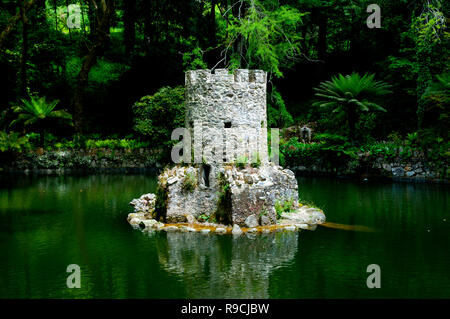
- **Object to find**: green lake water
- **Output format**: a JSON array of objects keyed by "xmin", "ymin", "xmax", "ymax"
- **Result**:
[{"xmin": 0, "ymin": 173, "xmax": 449, "ymax": 298}]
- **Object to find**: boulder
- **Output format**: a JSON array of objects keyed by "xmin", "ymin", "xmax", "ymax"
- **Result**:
[
  {"xmin": 280, "ymin": 207, "xmax": 326, "ymax": 225},
  {"xmin": 232, "ymin": 224, "xmax": 243, "ymax": 235},
  {"xmin": 215, "ymin": 227, "xmax": 227, "ymax": 234},
  {"xmin": 245, "ymin": 214, "xmax": 259, "ymax": 228}
]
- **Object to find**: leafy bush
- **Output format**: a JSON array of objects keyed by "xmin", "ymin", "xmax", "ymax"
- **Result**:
[
  {"xmin": 84, "ymin": 138, "xmax": 150, "ymax": 150},
  {"xmin": 0, "ymin": 131, "xmax": 31, "ymax": 153},
  {"xmin": 280, "ymin": 133, "xmax": 357, "ymax": 168},
  {"xmin": 132, "ymin": 86, "xmax": 185, "ymax": 146}
]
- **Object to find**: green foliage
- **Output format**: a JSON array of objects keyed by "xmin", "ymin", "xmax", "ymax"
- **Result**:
[
  {"xmin": 132, "ymin": 86, "xmax": 185, "ymax": 146},
  {"xmin": 198, "ymin": 213, "xmax": 217, "ymax": 223},
  {"xmin": 84, "ymin": 138, "xmax": 150, "ymax": 150},
  {"xmin": 314, "ymin": 73, "xmax": 391, "ymax": 112},
  {"xmin": 224, "ymin": 0, "xmax": 305, "ymax": 77},
  {"xmin": 181, "ymin": 172, "xmax": 197, "ymax": 192},
  {"xmin": 313, "ymin": 73, "xmax": 391, "ymax": 141},
  {"xmin": 10, "ymin": 93, "xmax": 72, "ymax": 129},
  {"xmin": 274, "ymin": 198, "xmax": 295, "ymax": 219},
  {"xmin": 0, "ymin": 0, "xmax": 447, "ymax": 171},
  {"xmin": 0, "ymin": 131, "xmax": 30, "ymax": 153},
  {"xmin": 267, "ymin": 87, "xmax": 294, "ymax": 128},
  {"xmin": 412, "ymin": 2, "xmax": 447, "ymax": 128},
  {"xmin": 298, "ymin": 197, "xmax": 322, "ymax": 211},
  {"xmin": 235, "ymin": 155, "xmax": 248, "ymax": 169},
  {"xmin": 280, "ymin": 133, "xmax": 357, "ymax": 168},
  {"xmin": 421, "ymin": 72, "xmax": 450, "ymax": 136},
  {"xmin": 250, "ymin": 152, "xmax": 261, "ymax": 168},
  {"xmin": 182, "ymin": 37, "xmax": 208, "ymax": 71},
  {"xmin": 66, "ymin": 57, "xmax": 130, "ymax": 85}
]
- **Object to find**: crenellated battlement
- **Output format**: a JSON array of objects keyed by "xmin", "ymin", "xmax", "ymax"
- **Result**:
[{"xmin": 185, "ymin": 68, "xmax": 266, "ymax": 86}]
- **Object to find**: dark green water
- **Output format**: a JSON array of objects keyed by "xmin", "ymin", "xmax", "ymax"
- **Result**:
[{"xmin": 0, "ymin": 173, "xmax": 448, "ymax": 298}]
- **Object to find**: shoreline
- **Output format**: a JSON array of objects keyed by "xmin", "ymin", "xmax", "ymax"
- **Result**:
[{"xmin": 0, "ymin": 165, "xmax": 448, "ymax": 184}]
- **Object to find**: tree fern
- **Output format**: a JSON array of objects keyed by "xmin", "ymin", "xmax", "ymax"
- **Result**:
[
  {"xmin": 313, "ymin": 73, "xmax": 391, "ymax": 141},
  {"xmin": 10, "ymin": 94, "xmax": 73, "ymax": 146}
]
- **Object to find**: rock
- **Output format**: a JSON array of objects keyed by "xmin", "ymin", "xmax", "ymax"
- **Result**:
[
  {"xmin": 247, "ymin": 227, "xmax": 258, "ymax": 233},
  {"xmin": 127, "ymin": 212, "xmax": 145, "ymax": 222},
  {"xmin": 281, "ymin": 207, "xmax": 325, "ymax": 225},
  {"xmin": 251, "ymin": 174, "xmax": 259, "ymax": 183},
  {"xmin": 139, "ymin": 219, "xmax": 159, "ymax": 228},
  {"xmin": 295, "ymin": 223, "xmax": 317, "ymax": 231},
  {"xmin": 260, "ymin": 215, "xmax": 271, "ymax": 226},
  {"xmin": 155, "ymin": 222, "xmax": 165, "ymax": 230},
  {"xmin": 392, "ymin": 167, "xmax": 404, "ymax": 177},
  {"xmin": 129, "ymin": 193, "xmax": 156, "ymax": 214},
  {"xmin": 181, "ymin": 226, "xmax": 197, "ymax": 232},
  {"xmin": 185, "ymin": 214, "xmax": 197, "ymax": 224},
  {"xmin": 244, "ymin": 174, "xmax": 253, "ymax": 184},
  {"xmin": 256, "ymin": 180, "xmax": 274, "ymax": 188},
  {"xmin": 200, "ymin": 228, "xmax": 211, "ymax": 234},
  {"xmin": 167, "ymin": 177, "xmax": 178, "ymax": 185},
  {"xmin": 284, "ymin": 225, "xmax": 296, "ymax": 231},
  {"xmin": 129, "ymin": 218, "xmax": 142, "ymax": 226},
  {"xmin": 163, "ymin": 225, "xmax": 179, "ymax": 232},
  {"xmin": 232, "ymin": 224, "xmax": 243, "ymax": 235},
  {"xmin": 215, "ymin": 227, "xmax": 227, "ymax": 234},
  {"xmin": 245, "ymin": 214, "xmax": 259, "ymax": 228},
  {"xmin": 406, "ymin": 171, "xmax": 415, "ymax": 177}
]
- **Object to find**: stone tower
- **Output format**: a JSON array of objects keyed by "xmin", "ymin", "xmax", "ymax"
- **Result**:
[{"xmin": 184, "ymin": 69, "xmax": 270, "ymax": 189}]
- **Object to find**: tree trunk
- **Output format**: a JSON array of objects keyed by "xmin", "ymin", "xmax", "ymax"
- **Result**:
[
  {"xmin": 347, "ymin": 104, "xmax": 357, "ymax": 143},
  {"xmin": 79, "ymin": 0, "xmax": 88, "ymax": 37},
  {"xmin": 317, "ymin": 9, "xmax": 327, "ymax": 61},
  {"xmin": 123, "ymin": 0, "xmax": 136, "ymax": 55},
  {"xmin": 19, "ymin": 1, "xmax": 29, "ymax": 96},
  {"xmin": 40, "ymin": 130, "xmax": 45, "ymax": 147},
  {"xmin": 143, "ymin": 0, "xmax": 154, "ymax": 48},
  {"xmin": 0, "ymin": 0, "xmax": 36, "ymax": 51},
  {"xmin": 66, "ymin": 0, "xmax": 71, "ymax": 39},
  {"xmin": 88, "ymin": 0, "xmax": 97, "ymax": 38},
  {"xmin": 54, "ymin": 0, "xmax": 57, "ymax": 31},
  {"xmin": 209, "ymin": 0, "xmax": 216, "ymax": 47},
  {"xmin": 72, "ymin": 0, "xmax": 114, "ymax": 135},
  {"xmin": 231, "ymin": 0, "xmax": 246, "ymax": 68}
]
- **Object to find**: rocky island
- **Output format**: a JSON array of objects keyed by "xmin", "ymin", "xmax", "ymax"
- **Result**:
[{"xmin": 127, "ymin": 69, "xmax": 325, "ymax": 235}]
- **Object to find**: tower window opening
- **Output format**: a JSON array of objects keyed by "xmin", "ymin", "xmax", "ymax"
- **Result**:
[{"xmin": 202, "ymin": 164, "xmax": 211, "ymax": 187}]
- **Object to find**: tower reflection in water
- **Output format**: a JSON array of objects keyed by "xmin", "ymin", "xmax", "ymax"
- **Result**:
[{"xmin": 147, "ymin": 230, "xmax": 298, "ymax": 298}]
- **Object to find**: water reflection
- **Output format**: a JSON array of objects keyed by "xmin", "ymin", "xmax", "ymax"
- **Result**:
[{"xmin": 149, "ymin": 231, "xmax": 298, "ymax": 298}]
